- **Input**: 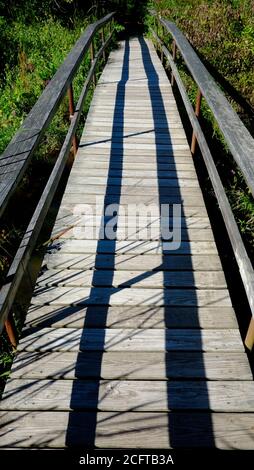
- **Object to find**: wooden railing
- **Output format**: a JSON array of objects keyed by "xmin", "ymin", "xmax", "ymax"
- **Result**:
[
  {"xmin": 0, "ymin": 12, "xmax": 115, "ymax": 346},
  {"xmin": 151, "ymin": 14, "xmax": 254, "ymax": 350}
]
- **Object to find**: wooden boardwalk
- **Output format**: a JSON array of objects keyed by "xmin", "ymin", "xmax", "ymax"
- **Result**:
[{"xmin": 1, "ymin": 37, "xmax": 254, "ymax": 449}]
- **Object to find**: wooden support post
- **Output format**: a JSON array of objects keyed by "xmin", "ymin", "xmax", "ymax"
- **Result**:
[
  {"xmin": 160, "ymin": 43, "xmax": 163, "ymax": 62},
  {"xmin": 245, "ymin": 317, "xmax": 254, "ymax": 351},
  {"xmin": 5, "ymin": 313, "xmax": 17, "ymax": 348},
  {"xmin": 67, "ymin": 84, "xmax": 78, "ymax": 156},
  {"xmin": 90, "ymin": 39, "xmax": 96, "ymax": 87},
  {"xmin": 171, "ymin": 40, "xmax": 177, "ymax": 86},
  {"xmin": 191, "ymin": 89, "xmax": 202, "ymax": 155},
  {"xmin": 109, "ymin": 18, "xmax": 114, "ymax": 35},
  {"xmin": 101, "ymin": 27, "xmax": 106, "ymax": 62}
]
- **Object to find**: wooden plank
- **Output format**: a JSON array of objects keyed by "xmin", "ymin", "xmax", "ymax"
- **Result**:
[
  {"xmin": 66, "ymin": 176, "xmax": 199, "ymax": 188},
  {"xmin": 54, "ymin": 213, "xmax": 209, "ymax": 227},
  {"xmin": 45, "ymin": 240, "xmax": 218, "ymax": 255},
  {"xmin": 1, "ymin": 410, "xmax": 254, "ymax": 448},
  {"xmin": 36, "ymin": 269, "xmax": 226, "ymax": 289},
  {"xmin": 69, "ymin": 168, "xmax": 197, "ymax": 179},
  {"xmin": 81, "ymin": 133, "xmax": 187, "ymax": 143},
  {"xmin": 44, "ymin": 253, "xmax": 223, "ymax": 271},
  {"xmin": 25, "ymin": 305, "xmax": 238, "ymax": 329},
  {"xmin": 75, "ymin": 154, "xmax": 193, "ymax": 164},
  {"xmin": 78, "ymin": 147, "xmax": 192, "ymax": 156},
  {"xmin": 31, "ymin": 286, "xmax": 232, "ymax": 307},
  {"xmin": 2, "ymin": 379, "xmax": 254, "ymax": 412},
  {"xmin": 51, "ymin": 226, "xmax": 213, "ymax": 242},
  {"xmin": 89, "ymin": 100, "xmax": 179, "ymax": 106},
  {"xmin": 87, "ymin": 108, "xmax": 180, "ymax": 115},
  {"xmin": 93, "ymin": 90, "xmax": 175, "ymax": 96},
  {"xmin": 72, "ymin": 160, "xmax": 195, "ymax": 170},
  {"xmin": 58, "ymin": 202, "xmax": 208, "ymax": 218},
  {"xmin": 86, "ymin": 97, "xmax": 180, "ymax": 105},
  {"xmin": 59, "ymin": 194, "xmax": 205, "ymax": 207},
  {"xmin": 17, "ymin": 328, "xmax": 243, "ymax": 352},
  {"xmin": 79, "ymin": 143, "xmax": 190, "ymax": 152},
  {"xmin": 11, "ymin": 351, "xmax": 251, "ymax": 380},
  {"xmin": 84, "ymin": 118, "xmax": 185, "ymax": 127},
  {"xmin": 64, "ymin": 184, "xmax": 203, "ymax": 196},
  {"xmin": 53, "ymin": 215, "xmax": 211, "ymax": 229},
  {"xmin": 72, "ymin": 161, "xmax": 195, "ymax": 171}
]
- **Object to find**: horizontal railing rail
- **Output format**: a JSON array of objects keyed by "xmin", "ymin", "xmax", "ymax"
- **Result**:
[
  {"xmin": 0, "ymin": 12, "xmax": 115, "ymax": 345},
  {"xmin": 150, "ymin": 14, "xmax": 254, "ymax": 350}
]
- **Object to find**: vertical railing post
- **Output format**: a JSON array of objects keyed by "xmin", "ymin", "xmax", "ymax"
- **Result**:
[
  {"xmin": 5, "ymin": 313, "xmax": 17, "ymax": 348},
  {"xmin": 109, "ymin": 17, "xmax": 114, "ymax": 35},
  {"xmin": 90, "ymin": 39, "xmax": 96, "ymax": 87},
  {"xmin": 245, "ymin": 317, "xmax": 254, "ymax": 351},
  {"xmin": 101, "ymin": 26, "xmax": 106, "ymax": 62},
  {"xmin": 156, "ymin": 15, "xmax": 159, "ymax": 38},
  {"xmin": 171, "ymin": 40, "xmax": 177, "ymax": 86},
  {"xmin": 160, "ymin": 40, "xmax": 164, "ymax": 62},
  {"xmin": 67, "ymin": 84, "xmax": 78, "ymax": 156},
  {"xmin": 191, "ymin": 89, "xmax": 202, "ymax": 155}
]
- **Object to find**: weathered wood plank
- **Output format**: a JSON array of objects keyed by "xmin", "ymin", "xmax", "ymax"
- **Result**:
[
  {"xmin": 58, "ymin": 202, "xmax": 208, "ymax": 218},
  {"xmin": 73, "ymin": 154, "xmax": 194, "ymax": 164},
  {"xmin": 2, "ymin": 379, "xmax": 254, "ymax": 412},
  {"xmin": 11, "ymin": 351, "xmax": 251, "ymax": 380},
  {"xmin": 45, "ymin": 240, "xmax": 218, "ymax": 256},
  {"xmin": 70, "ymin": 168, "xmax": 197, "ymax": 179},
  {"xmin": 25, "ymin": 305, "xmax": 238, "ymax": 329},
  {"xmin": 60, "ymin": 194, "xmax": 205, "ymax": 207},
  {"xmin": 66, "ymin": 176, "xmax": 200, "ymax": 188},
  {"xmin": 17, "ymin": 328, "xmax": 243, "ymax": 352},
  {"xmin": 64, "ymin": 184, "xmax": 203, "ymax": 196},
  {"xmin": 79, "ymin": 143, "xmax": 190, "ymax": 152},
  {"xmin": 85, "ymin": 118, "xmax": 186, "ymax": 127},
  {"xmin": 53, "ymin": 225, "xmax": 213, "ymax": 241},
  {"xmin": 36, "ymin": 269, "xmax": 226, "ymax": 289},
  {"xmin": 31, "ymin": 286, "xmax": 232, "ymax": 307},
  {"xmin": 44, "ymin": 253, "xmax": 223, "ymax": 271},
  {"xmin": 78, "ymin": 133, "xmax": 188, "ymax": 142},
  {"xmin": 53, "ymin": 215, "xmax": 211, "ymax": 229},
  {"xmin": 78, "ymin": 147, "xmax": 191, "ymax": 156},
  {"xmin": 72, "ymin": 160, "xmax": 195, "ymax": 170},
  {"xmin": 1, "ymin": 410, "xmax": 254, "ymax": 448}
]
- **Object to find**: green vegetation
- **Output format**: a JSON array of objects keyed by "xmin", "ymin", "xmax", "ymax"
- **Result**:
[{"xmin": 147, "ymin": 0, "xmax": 254, "ymax": 254}]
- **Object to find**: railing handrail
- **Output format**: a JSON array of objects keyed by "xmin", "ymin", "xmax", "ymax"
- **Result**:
[
  {"xmin": 159, "ymin": 18, "xmax": 254, "ymax": 200},
  {"xmin": 0, "ymin": 12, "xmax": 115, "ymax": 343},
  {"xmin": 151, "ymin": 15, "xmax": 254, "ymax": 349},
  {"xmin": 0, "ymin": 11, "xmax": 115, "ymax": 219}
]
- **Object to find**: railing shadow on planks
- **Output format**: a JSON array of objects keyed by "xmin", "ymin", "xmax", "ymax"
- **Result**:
[
  {"xmin": 150, "ymin": 11, "xmax": 254, "ymax": 351},
  {"xmin": 0, "ymin": 9, "xmax": 254, "ymax": 354},
  {"xmin": 0, "ymin": 12, "xmax": 115, "ymax": 347}
]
